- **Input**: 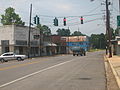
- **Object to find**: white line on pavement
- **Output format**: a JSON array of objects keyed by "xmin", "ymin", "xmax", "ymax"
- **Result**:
[{"xmin": 0, "ymin": 58, "xmax": 76, "ymax": 88}]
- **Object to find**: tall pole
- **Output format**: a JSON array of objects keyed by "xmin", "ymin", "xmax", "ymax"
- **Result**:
[
  {"xmin": 106, "ymin": 0, "xmax": 112, "ymax": 57},
  {"xmin": 68, "ymin": 27, "xmax": 70, "ymax": 54},
  {"xmin": 78, "ymin": 27, "xmax": 80, "ymax": 46},
  {"xmin": 119, "ymin": 0, "xmax": 120, "ymax": 14},
  {"xmin": 39, "ymin": 29, "xmax": 41, "ymax": 56},
  {"xmin": 28, "ymin": 4, "xmax": 32, "ymax": 58}
]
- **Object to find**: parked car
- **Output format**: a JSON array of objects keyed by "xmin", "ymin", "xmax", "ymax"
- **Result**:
[{"xmin": 0, "ymin": 52, "xmax": 27, "ymax": 62}]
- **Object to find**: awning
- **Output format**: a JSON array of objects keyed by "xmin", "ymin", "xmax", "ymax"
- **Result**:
[{"xmin": 43, "ymin": 42, "xmax": 57, "ymax": 46}]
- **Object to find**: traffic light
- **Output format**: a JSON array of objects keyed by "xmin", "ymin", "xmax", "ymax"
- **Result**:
[
  {"xmin": 34, "ymin": 16, "xmax": 37, "ymax": 24},
  {"xmin": 37, "ymin": 17, "xmax": 40, "ymax": 25},
  {"xmin": 80, "ymin": 16, "xmax": 83, "ymax": 24},
  {"xmin": 34, "ymin": 15, "xmax": 40, "ymax": 25},
  {"xmin": 63, "ymin": 17, "xmax": 66, "ymax": 26},
  {"xmin": 53, "ymin": 17, "xmax": 58, "ymax": 26}
]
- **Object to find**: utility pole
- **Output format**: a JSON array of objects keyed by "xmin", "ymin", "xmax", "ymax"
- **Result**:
[
  {"xmin": 118, "ymin": 0, "xmax": 120, "ymax": 36},
  {"xmin": 68, "ymin": 27, "xmax": 70, "ymax": 54},
  {"xmin": 28, "ymin": 4, "xmax": 32, "ymax": 58},
  {"xmin": 39, "ymin": 29, "xmax": 42, "ymax": 56},
  {"xmin": 106, "ymin": 0, "xmax": 112, "ymax": 58},
  {"xmin": 77, "ymin": 27, "xmax": 80, "ymax": 46},
  {"xmin": 119, "ymin": 0, "xmax": 120, "ymax": 14}
]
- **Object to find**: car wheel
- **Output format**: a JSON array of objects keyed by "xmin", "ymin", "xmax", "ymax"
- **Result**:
[
  {"xmin": 17, "ymin": 57, "xmax": 22, "ymax": 61},
  {"xmin": 1, "ymin": 58, "xmax": 5, "ymax": 63}
]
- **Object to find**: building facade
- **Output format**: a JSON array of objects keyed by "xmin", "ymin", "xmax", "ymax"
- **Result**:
[
  {"xmin": 51, "ymin": 35, "xmax": 67, "ymax": 54},
  {"xmin": 0, "ymin": 25, "xmax": 42, "ymax": 57}
]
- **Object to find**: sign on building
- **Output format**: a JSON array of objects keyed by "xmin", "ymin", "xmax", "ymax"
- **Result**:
[{"xmin": 118, "ymin": 41, "xmax": 120, "ymax": 45}]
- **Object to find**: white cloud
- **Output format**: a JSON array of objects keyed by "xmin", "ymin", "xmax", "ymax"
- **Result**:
[{"xmin": 55, "ymin": 4, "xmax": 71, "ymax": 11}]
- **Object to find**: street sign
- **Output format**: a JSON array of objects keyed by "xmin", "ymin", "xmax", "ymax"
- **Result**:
[
  {"xmin": 117, "ymin": 15, "xmax": 120, "ymax": 27},
  {"xmin": 118, "ymin": 41, "xmax": 120, "ymax": 45}
]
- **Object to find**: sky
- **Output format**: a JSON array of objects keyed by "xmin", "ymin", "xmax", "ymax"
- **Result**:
[{"xmin": 0, "ymin": 0, "xmax": 119, "ymax": 36}]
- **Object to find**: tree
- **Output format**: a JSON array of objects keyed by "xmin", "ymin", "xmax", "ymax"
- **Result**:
[
  {"xmin": 1, "ymin": 7, "xmax": 25, "ymax": 25},
  {"xmin": 115, "ymin": 28, "xmax": 119, "ymax": 36},
  {"xmin": 89, "ymin": 33, "xmax": 106, "ymax": 49},
  {"xmin": 56, "ymin": 28, "xmax": 71, "ymax": 36},
  {"xmin": 42, "ymin": 25, "xmax": 51, "ymax": 36},
  {"xmin": 72, "ymin": 31, "xmax": 86, "ymax": 36},
  {"xmin": 110, "ymin": 28, "xmax": 115, "ymax": 39},
  {"xmin": 37, "ymin": 24, "xmax": 51, "ymax": 36}
]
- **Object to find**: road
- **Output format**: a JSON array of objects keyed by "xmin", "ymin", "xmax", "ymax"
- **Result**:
[{"xmin": 0, "ymin": 51, "xmax": 106, "ymax": 90}]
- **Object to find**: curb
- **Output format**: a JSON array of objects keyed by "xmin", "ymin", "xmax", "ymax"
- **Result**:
[{"xmin": 104, "ymin": 56, "xmax": 120, "ymax": 89}]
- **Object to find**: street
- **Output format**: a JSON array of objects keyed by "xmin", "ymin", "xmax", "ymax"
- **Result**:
[{"xmin": 0, "ymin": 51, "xmax": 106, "ymax": 90}]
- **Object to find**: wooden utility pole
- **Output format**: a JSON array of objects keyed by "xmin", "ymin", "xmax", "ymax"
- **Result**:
[
  {"xmin": 28, "ymin": 4, "xmax": 32, "ymax": 58},
  {"xmin": 119, "ymin": 0, "xmax": 120, "ymax": 14},
  {"xmin": 106, "ymin": 0, "xmax": 112, "ymax": 58}
]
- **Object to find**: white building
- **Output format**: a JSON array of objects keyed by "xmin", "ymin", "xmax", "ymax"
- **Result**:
[{"xmin": 0, "ymin": 25, "xmax": 41, "ymax": 57}]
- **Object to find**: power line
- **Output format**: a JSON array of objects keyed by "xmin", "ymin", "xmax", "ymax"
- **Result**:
[
  {"xmin": 37, "ymin": 13, "xmax": 103, "ymax": 18},
  {"xmin": 87, "ymin": 5, "xmax": 102, "ymax": 14},
  {"xmin": 112, "ymin": 6, "xmax": 119, "ymax": 13},
  {"xmin": 44, "ymin": 18, "xmax": 103, "ymax": 27}
]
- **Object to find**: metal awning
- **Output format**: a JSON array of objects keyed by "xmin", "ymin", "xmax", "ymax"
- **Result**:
[{"xmin": 43, "ymin": 42, "xmax": 57, "ymax": 46}]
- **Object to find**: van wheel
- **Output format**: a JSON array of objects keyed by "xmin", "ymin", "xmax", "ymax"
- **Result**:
[{"xmin": 17, "ymin": 57, "xmax": 22, "ymax": 61}]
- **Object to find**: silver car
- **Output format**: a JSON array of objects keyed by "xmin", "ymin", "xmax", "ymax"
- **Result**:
[{"xmin": 0, "ymin": 52, "xmax": 27, "ymax": 62}]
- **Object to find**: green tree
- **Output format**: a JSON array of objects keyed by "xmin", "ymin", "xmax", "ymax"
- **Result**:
[
  {"xmin": 1, "ymin": 7, "xmax": 25, "ymax": 25},
  {"xmin": 72, "ymin": 31, "xmax": 85, "ymax": 36},
  {"xmin": 115, "ymin": 28, "xmax": 119, "ymax": 36},
  {"xmin": 89, "ymin": 33, "xmax": 106, "ymax": 49},
  {"xmin": 56, "ymin": 28, "xmax": 71, "ymax": 36},
  {"xmin": 37, "ymin": 24, "xmax": 51, "ymax": 36},
  {"xmin": 42, "ymin": 25, "xmax": 51, "ymax": 36},
  {"xmin": 110, "ymin": 28, "xmax": 115, "ymax": 39}
]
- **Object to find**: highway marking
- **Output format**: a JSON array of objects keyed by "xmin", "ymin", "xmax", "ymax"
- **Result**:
[
  {"xmin": 0, "ymin": 61, "xmax": 41, "ymax": 71},
  {"xmin": 0, "ymin": 58, "xmax": 76, "ymax": 88}
]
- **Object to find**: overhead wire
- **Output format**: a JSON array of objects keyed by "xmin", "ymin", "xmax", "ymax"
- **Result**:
[{"xmin": 37, "ymin": 13, "xmax": 103, "ymax": 18}]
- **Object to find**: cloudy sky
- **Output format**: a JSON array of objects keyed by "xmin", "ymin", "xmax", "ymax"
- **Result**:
[{"xmin": 0, "ymin": 0, "xmax": 119, "ymax": 36}]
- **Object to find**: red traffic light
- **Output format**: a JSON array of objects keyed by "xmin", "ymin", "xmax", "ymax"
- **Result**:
[
  {"xmin": 80, "ymin": 16, "xmax": 83, "ymax": 20},
  {"xmin": 80, "ymin": 16, "xmax": 83, "ymax": 24},
  {"xmin": 64, "ymin": 18, "xmax": 66, "ymax": 21},
  {"xmin": 63, "ymin": 17, "xmax": 66, "ymax": 26}
]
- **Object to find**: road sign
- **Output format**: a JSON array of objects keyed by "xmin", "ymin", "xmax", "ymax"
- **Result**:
[{"xmin": 117, "ymin": 15, "xmax": 120, "ymax": 27}]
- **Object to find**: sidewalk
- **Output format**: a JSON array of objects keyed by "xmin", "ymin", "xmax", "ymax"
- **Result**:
[{"xmin": 105, "ymin": 55, "xmax": 120, "ymax": 89}]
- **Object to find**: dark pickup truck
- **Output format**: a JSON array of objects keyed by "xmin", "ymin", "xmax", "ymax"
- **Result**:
[{"xmin": 71, "ymin": 47, "xmax": 86, "ymax": 56}]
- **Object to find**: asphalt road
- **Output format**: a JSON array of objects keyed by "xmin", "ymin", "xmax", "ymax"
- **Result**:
[{"xmin": 0, "ymin": 51, "xmax": 106, "ymax": 90}]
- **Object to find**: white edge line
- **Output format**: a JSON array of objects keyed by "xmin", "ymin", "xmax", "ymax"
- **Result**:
[{"xmin": 0, "ymin": 59, "xmax": 75, "ymax": 88}]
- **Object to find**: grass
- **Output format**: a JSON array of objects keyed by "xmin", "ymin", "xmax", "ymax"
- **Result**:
[{"xmin": 89, "ymin": 49, "xmax": 105, "ymax": 52}]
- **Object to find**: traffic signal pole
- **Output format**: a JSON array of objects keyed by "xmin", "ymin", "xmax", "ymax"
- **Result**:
[{"xmin": 106, "ymin": 0, "xmax": 112, "ymax": 58}]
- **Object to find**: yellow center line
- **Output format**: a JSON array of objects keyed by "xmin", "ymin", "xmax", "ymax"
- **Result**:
[{"xmin": 0, "ymin": 61, "xmax": 41, "ymax": 71}]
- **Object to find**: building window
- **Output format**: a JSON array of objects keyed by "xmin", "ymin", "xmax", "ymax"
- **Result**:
[{"xmin": 16, "ymin": 40, "xmax": 27, "ymax": 46}]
